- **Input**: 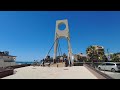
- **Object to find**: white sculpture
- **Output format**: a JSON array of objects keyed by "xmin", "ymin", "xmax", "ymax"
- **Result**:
[{"xmin": 53, "ymin": 19, "xmax": 73, "ymax": 64}]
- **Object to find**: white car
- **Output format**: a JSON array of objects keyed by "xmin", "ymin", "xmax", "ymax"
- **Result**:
[{"xmin": 98, "ymin": 62, "xmax": 120, "ymax": 72}]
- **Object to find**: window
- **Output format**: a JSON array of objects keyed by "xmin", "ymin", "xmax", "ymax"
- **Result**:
[
  {"xmin": 106, "ymin": 63, "xmax": 115, "ymax": 65},
  {"xmin": 110, "ymin": 63, "xmax": 115, "ymax": 65},
  {"xmin": 101, "ymin": 63, "xmax": 106, "ymax": 65},
  {"xmin": 116, "ymin": 64, "xmax": 120, "ymax": 66}
]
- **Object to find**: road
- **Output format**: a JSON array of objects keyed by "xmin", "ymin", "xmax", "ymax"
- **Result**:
[
  {"xmin": 95, "ymin": 67, "xmax": 120, "ymax": 79},
  {"xmin": 100, "ymin": 70, "xmax": 120, "ymax": 79}
]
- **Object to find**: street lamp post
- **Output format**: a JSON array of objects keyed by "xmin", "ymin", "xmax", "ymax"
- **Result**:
[{"xmin": 107, "ymin": 49, "xmax": 110, "ymax": 61}]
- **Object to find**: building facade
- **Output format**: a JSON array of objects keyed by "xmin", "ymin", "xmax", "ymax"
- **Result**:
[
  {"xmin": 74, "ymin": 53, "xmax": 87, "ymax": 62},
  {"xmin": 0, "ymin": 51, "xmax": 16, "ymax": 68}
]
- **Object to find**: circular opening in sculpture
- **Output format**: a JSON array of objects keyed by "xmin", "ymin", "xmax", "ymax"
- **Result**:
[{"xmin": 58, "ymin": 23, "xmax": 66, "ymax": 30}]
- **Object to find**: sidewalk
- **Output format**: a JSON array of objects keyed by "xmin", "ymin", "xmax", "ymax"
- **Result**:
[{"xmin": 2, "ymin": 66, "xmax": 98, "ymax": 79}]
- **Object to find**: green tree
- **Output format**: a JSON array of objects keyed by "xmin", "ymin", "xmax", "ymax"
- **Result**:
[
  {"xmin": 111, "ymin": 53, "xmax": 120, "ymax": 62},
  {"xmin": 86, "ymin": 45, "xmax": 106, "ymax": 62}
]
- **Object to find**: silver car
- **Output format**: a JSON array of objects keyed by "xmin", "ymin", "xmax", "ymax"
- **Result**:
[{"xmin": 98, "ymin": 62, "xmax": 120, "ymax": 72}]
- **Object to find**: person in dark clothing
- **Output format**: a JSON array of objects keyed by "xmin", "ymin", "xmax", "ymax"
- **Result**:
[
  {"xmin": 33, "ymin": 60, "xmax": 36, "ymax": 67},
  {"xmin": 54, "ymin": 59, "xmax": 56, "ymax": 63},
  {"xmin": 66, "ymin": 59, "xmax": 68, "ymax": 67},
  {"xmin": 42, "ymin": 59, "xmax": 45, "ymax": 67},
  {"xmin": 64, "ymin": 58, "xmax": 67, "ymax": 67}
]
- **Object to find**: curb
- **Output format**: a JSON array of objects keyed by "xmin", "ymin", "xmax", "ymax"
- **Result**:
[{"xmin": 84, "ymin": 64, "xmax": 114, "ymax": 79}]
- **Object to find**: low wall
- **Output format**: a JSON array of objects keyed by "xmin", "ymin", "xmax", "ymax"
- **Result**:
[
  {"xmin": 0, "ymin": 68, "xmax": 14, "ymax": 78},
  {"xmin": 73, "ymin": 62, "xmax": 83, "ymax": 66},
  {"xmin": 73, "ymin": 62, "xmax": 104, "ymax": 67},
  {"xmin": 6, "ymin": 64, "xmax": 31, "ymax": 69},
  {"xmin": 0, "ymin": 64, "xmax": 31, "ymax": 78}
]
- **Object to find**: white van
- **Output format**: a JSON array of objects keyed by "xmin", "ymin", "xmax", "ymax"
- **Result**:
[{"xmin": 98, "ymin": 62, "xmax": 120, "ymax": 72}]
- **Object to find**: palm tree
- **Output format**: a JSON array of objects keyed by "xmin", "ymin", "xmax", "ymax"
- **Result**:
[
  {"xmin": 86, "ymin": 46, "xmax": 97, "ymax": 61},
  {"xmin": 86, "ymin": 45, "xmax": 106, "ymax": 62},
  {"xmin": 111, "ymin": 53, "xmax": 120, "ymax": 62}
]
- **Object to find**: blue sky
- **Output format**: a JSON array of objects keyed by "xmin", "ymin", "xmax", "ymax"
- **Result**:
[{"xmin": 0, "ymin": 11, "xmax": 120, "ymax": 62}]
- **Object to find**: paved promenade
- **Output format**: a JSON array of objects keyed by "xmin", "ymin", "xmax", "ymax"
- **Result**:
[{"xmin": 2, "ymin": 66, "xmax": 98, "ymax": 79}]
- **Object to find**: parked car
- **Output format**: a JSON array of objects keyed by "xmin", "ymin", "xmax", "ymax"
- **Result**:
[{"xmin": 98, "ymin": 62, "xmax": 120, "ymax": 72}]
